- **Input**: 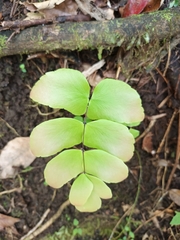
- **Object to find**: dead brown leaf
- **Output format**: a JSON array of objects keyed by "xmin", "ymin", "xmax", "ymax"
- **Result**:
[
  {"xmin": 0, "ymin": 213, "xmax": 19, "ymax": 231},
  {"xmin": 142, "ymin": 132, "xmax": 154, "ymax": 153},
  {"xmin": 22, "ymin": 0, "xmax": 78, "ymax": 20},
  {"xmin": 142, "ymin": 0, "xmax": 163, "ymax": 13},
  {"xmin": 103, "ymin": 71, "xmax": 116, "ymax": 79},
  {"xmin": 119, "ymin": 0, "xmax": 163, "ymax": 17},
  {"xmin": 169, "ymin": 189, "xmax": 180, "ymax": 206},
  {"xmin": 75, "ymin": 0, "xmax": 113, "ymax": 20},
  {"xmin": 94, "ymin": 0, "xmax": 107, "ymax": 7},
  {"xmin": 25, "ymin": 12, "xmax": 44, "ymax": 20},
  {"xmin": 40, "ymin": 0, "xmax": 78, "ymax": 19},
  {"xmin": 22, "ymin": 0, "xmax": 65, "ymax": 11},
  {"xmin": 0, "ymin": 137, "xmax": 36, "ymax": 179}
]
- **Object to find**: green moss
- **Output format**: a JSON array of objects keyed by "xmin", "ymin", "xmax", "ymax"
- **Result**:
[
  {"xmin": 126, "ymin": 37, "xmax": 137, "ymax": 50},
  {"xmin": 11, "ymin": 209, "xmax": 23, "ymax": 218},
  {"xmin": 0, "ymin": 35, "xmax": 8, "ymax": 51},
  {"xmin": 163, "ymin": 12, "xmax": 174, "ymax": 22},
  {"xmin": 143, "ymin": 32, "xmax": 150, "ymax": 44},
  {"xmin": 43, "ymin": 214, "xmax": 118, "ymax": 240},
  {"xmin": 98, "ymin": 46, "xmax": 103, "ymax": 60}
]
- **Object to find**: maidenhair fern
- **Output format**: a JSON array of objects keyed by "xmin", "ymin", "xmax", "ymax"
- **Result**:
[{"xmin": 30, "ymin": 68, "xmax": 144, "ymax": 212}]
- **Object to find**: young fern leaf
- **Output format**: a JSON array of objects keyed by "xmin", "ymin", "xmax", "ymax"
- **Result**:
[
  {"xmin": 44, "ymin": 150, "xmax": 83, "ymax": 189},
  {"xmin": 86, "ymin": 174, "xmax": 112, "ymax": 199},
  {"xmin": 30, "ymin": 69, "xmax": 90, "ymax": 115},
  {"xmin": 87, "ymin": 79, "xmax": 144, "ymax": 125},
  {"xmin": 75, "ymin": 189, "xmax": 102, "ymax": 212},
  {"xmin": 30, "ymin": 68, "xmax": 144, "ymax": 212},
  {"xmin": 84, "ymin": 150, "xmax": 128, "ymax": 183},
  {"xmin": 84, "ymin": 119, "xmax": 135, "ymax": 161},
  {"xmin": 69, "ymin": 173, "xmax": 93, "ymax": 206},
  {"xmin": 74, "ymin": 174, "xmax": 113, "ymax": 212},
  {"xmin": 30, "ymin": 118, "xmax": 84, "ymax": 157}
]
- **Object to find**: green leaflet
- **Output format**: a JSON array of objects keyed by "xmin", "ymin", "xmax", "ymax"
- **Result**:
[
  {"xmin": 87, "ymin": 79, "xmax": 144, "ymax": 125},
  {"xmin": 170, "ymin": 211, "xmax": 180, "ymax": 226},
  {"xmin": 75, "ymin": 190, "xmax": 102, "ymax": 212},
  {"xmin": 84, "ymin": 119, "xmax": 135, "ymax": 161},
  {"xmin": 44, "ymin": 150, "xmax": 83, "ymax": 188},
  {"xmin": 129, "ymin": 128, "xmax": 140, "ymax": 138},
  {"xmin": 84, "ymin": 150, "xmax": 128, "ymax": 183},
  {"xmin": 30, "ymin": 69, "xmax": 90, "ymax": 115},
  {"xmin": 86, "ymin": 174, "xmax": 112, "ymax": 199},
  {"xmin": 69, "ymin": 173, "xmax": 93, "ymax": 206},
  {"xmin": 30, "ymin": 118, "xmax": 84, "ymax": 157},
  {"xmin": 71, "ymin": 173, "xmax": 111, "ymax": 212}
]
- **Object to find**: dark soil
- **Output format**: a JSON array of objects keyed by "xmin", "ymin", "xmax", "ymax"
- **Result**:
[{"xmin": 0, "ymin": 1, "xmax": 180, "ymax": 240}]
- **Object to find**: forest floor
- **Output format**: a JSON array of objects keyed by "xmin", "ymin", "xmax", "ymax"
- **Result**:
[{"xmin": 0, "ymin": 1, "xmax": 180, "ymax": 240}]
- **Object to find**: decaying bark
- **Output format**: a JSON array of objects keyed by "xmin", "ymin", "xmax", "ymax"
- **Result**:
[{"xmin": 0, "ymin": 7, "xmax": 180, "ymax": 58}]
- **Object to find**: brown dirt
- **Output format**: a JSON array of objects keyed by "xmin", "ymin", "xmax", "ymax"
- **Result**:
[{"xmin": 0, "ymin": 47, "xmax": 180, "ymax": 239}]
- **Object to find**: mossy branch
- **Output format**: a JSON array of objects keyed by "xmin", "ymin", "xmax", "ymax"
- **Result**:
[{"xmin": 0, "ymin": 7, "xmax": 180, "ymax": 58}]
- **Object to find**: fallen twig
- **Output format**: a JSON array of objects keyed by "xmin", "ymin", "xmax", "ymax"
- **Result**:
[
  {"xmin": 82, "ymin": 59, "xmax": 106, "ymax": 78},
  {"xmin": 20, "ymin": 209, "xmax": 50, "ymax": 240},
  {"xmin": 20, "ymin": 199, "xmax": 70, "ymax": 240},
  {"xmin": 156, "ymin": 109, "xmax": 178, "ymax": 156},
  {"xmin": 165, "ymin": 110, "xmax": 180, "ymax": 190},
  {"xmin": 1, "ymin": 8, "xmax": 180, "ymax": 58},
  {"xmin": 135, "ymin": 113, "xmax": 166, "ymax": 143}
]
